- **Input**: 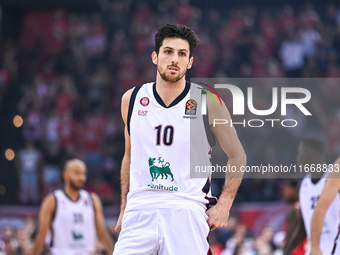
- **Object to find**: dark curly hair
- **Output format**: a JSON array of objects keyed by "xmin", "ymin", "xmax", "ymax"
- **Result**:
[{"xmin": 154, "ymin": 23, "xmax": 199, "ymax": 58}]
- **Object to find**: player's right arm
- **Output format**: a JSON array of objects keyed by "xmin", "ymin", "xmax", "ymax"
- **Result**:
[
  {"xmin": 310, "ymin": 157, "xmax": 340, "ymax": 255},
  {"xmin": 115, "ymin": 88, "xmax": 133, "ymax": 233},
  {"xmin": 31, "ymin": 194, "xmax": 56, "ymax": 255}
]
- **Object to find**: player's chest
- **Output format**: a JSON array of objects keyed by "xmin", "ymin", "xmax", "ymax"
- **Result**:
[{"xmin": 56, "ymin": 201, "xmax": 93, "ymax": 224}]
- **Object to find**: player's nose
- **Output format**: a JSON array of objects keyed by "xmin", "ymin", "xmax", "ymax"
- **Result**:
[
  {"xmin": 171, "ymin": 53, "xmax": 179, "ymax": 65},
  {"xmin": 79, "ymin": 174, "xmax": 86, "ymax": 182}
]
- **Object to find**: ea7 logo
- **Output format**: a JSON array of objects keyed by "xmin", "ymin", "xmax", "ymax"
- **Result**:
[
  {"xmin": 138, "ymin": 110, "xmax": 148, "ymax": 116},
  {"xmin": 202, "ymin": 84, "xmax": 312, "ymax": 116}
]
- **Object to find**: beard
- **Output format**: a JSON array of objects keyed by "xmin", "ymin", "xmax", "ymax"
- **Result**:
[
  {"xmin": 69, "ymin": 180, "xmax": 83, "ymax": 191},
  {"xmin": 157, "ymin": 64, "xmax": 187, "ymax": 83}
]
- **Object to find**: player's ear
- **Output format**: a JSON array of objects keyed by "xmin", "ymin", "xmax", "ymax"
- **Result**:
[
  {"xmin": 187, "ymin": 56, "xmax": 194, "ymax": 70},
  {"xmin": 152, "ymin": 51, "xmax": 158, "ymax": 65},
  {"xmin": 63, "ymin": 169, "xmax": 68, "ymax": 180}
]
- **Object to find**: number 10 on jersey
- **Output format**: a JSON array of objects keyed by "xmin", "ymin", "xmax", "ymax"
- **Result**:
[{"xmin": 154, "ymin": 125, "xmax": 174, "ymax": 146}]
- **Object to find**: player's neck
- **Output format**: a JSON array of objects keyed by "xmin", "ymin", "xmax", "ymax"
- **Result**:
[
  {"xmin": 311, "ymin": 171, "xmax": 324, "ymax": 183},
  {"xmin": 64, "ymin": 186, "xmax": 80, "ymax": 202},
  {"xmin": 155, "ymin": 76, "xmax": 186, "ymax": 106}
]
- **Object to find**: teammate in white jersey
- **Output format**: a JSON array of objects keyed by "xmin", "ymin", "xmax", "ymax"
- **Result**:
[
  {"xmin": 114, "ymin": 23, "xmax": 246, "ymax": 254},
  {"xmin": 285, "ymin": 138, "xmax": 340, "ymax": 255},
  {"xmin": 31, "ymin": 159, "xmax": 113, "ymax": 255},
  {"xmin": 311, "ymin": 156, "xmax": 340, "ymax": 255}
]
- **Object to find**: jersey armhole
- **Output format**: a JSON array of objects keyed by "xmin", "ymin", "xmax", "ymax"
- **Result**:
[
  {"xmin": 48, "ymin": 194, "xmax": 57, "ymax": 249},
  {"xmin": 89, "ymin": 192, "xmax": 100, "ymax": 232},
  {"xmin": 51, "ymin": 194, "xmax": 57, "ymax": 223},
  {"xmin": 89, "ymin": 192, "xmax": 96, "ymax": 215},
  {"xmin": 202, "ymin": 90, "xmax": 216, "ymax": 147},
  {"xmin": 127, "ymin": 85, "xmax": 142, "ymax": 135}
]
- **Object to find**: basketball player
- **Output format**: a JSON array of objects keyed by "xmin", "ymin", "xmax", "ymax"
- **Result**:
[
  {"xmin": 113, "ymin": 24, "xmax": 246, "ymax": 254},
  {"xmin": 286, "ymin": 138, "xmax": 340, "ymax": 255},
  {"xmin": 31, "ymin": 159, "xmax": 114, "ymax": 255},
  {"xmin": 310, "ymin": 156, "xmax": 340, "ymax": 255}
]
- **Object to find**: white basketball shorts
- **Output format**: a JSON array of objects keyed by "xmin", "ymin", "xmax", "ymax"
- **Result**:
[{"xmin": 113, "ymin": 208, "xmax": 212, "ymax": 255}]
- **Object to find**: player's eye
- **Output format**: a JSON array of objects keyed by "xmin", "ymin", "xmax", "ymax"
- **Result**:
[
  {"xmin": 179, "ymin": 52, "xmax": 186, "ymax": 56},
  {"xmin": 165, "ymin": 50, "xmax": 172, "ymax": 54}
]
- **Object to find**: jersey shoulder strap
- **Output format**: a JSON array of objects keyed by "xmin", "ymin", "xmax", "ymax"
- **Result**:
[
  {"xmin": 50, "ymin": 192, "xmax": 58, "ymax": 223},
  {"xmin": 127, "ymin": 85, "xmax": 143, "ymax": 135},
  {"xmin": 201, "ymin": 90, "xmax": 216, "ymax": 147}
]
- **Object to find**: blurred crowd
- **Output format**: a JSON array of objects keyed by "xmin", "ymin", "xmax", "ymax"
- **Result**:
[
  {"xmin": 209, "ymin": 217, "xmax": 286, "ymax": 255},
  {"xmin": 1, "ymin": 0, "xmax": 340, "ymax": 212}
]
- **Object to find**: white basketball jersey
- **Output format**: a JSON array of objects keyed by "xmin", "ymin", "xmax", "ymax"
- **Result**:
[
  {"xmin": 126, "ymin": 81, "xmax": 216, "ymax": 213},
  {"xmin": 48, "ymin": 189, "xmax": 97, "ymax": 255},
  {"xmin": 299, "ymin": 174, "xmax": 340, "ymax": 255}
]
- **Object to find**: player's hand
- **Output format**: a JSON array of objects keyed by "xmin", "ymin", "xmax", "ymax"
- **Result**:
[
  {"xmin": 310, "ymin": 248, "xmax": 323, "ymax": 255},
  {"xmin": 115, "ymin": 210, "xmax": 124, "ymax": 233},
  {"xmin": 206, "ymin": 203, "xmax": 230, "ymax": 231}
]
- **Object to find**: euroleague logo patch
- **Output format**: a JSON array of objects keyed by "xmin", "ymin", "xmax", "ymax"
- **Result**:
[
  {"xmin": 185, "ymin": 99, "xmax": 197, "ymax": 115},
  {"xmin": 140, "ymin": 97, "xmax": 149, "ymax": 107}
]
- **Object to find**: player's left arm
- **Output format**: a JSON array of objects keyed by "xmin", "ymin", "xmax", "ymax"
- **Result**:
[
  {"xmin": 91, "ymin": 193, "xmax": 114, "ymax": 254},
  {"xmin": 311, "ymin": 157, "xmax": 340, "ymax": 255},
  {"xmin": 206, "ymin": 95, "xmax": 246, "ymax": 230},
  {"xmin": 284, "ymin": 208, "xmax": 306, "ymax": 255}
]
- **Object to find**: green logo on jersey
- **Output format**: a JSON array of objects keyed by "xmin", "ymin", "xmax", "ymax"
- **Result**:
[
  {"xmin": 72, "ymin": 231, "xmax": 83, "ymax": 241},
  {"xmin": 148, "ymin": 157, "xmax": 174, "ymax": 181}
]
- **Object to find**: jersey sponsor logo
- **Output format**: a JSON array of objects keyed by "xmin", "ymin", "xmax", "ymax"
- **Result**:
[
  {"xmin": 72, "ymin": 231, "xmax": 84, "ymax": 241},
  {"xmin": 148, "ymin": 157, "xmax": 174, "ymax": 181},
  {"xmin": 138, "ymin": 110, "xmax": 148, "ymax": 116},
  {"xmin": 147, "ymin": 183, "xmax": 178, "ymax": 191},
  {"xmin": 182, "ymin": 115, "xmax": 197, "ymax": 119},
  {"xmin": 185, "ymin": 99, "xmax": 197, "ymax": 115},
  {"xmin": 140, "ymin": 97, "xmax": 150, "ymax": 106}
]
